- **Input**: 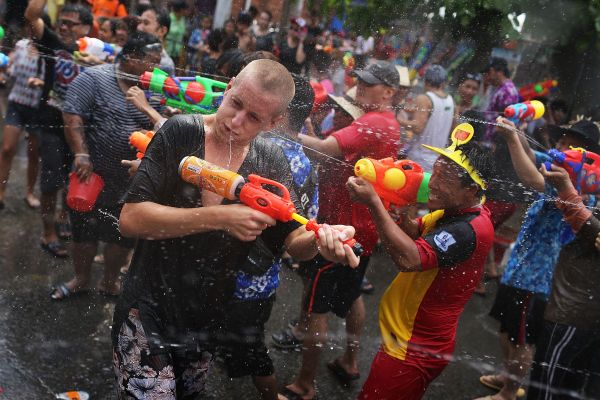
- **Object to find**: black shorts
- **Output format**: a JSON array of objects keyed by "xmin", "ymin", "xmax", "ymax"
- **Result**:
[
  {"xmin": 4, "ymin": 101, "xmax": 41, "ymax": 137},
  {"xmin": 69, "ymin": 204, "xmax": 135, "ymax": 248},
  {"xmin": 38, "ymin": 106, "xmax": 72, "ymax": 194},
  {"xmin": 489, "ymin": 284, "xmax": 547, "ymax": 345},
  {"xmin": 219, "ymin": 296, "xmax": 275, "ymax": 378},
  {"xmin": 301, "ymin": 255, "xmax": 370, "ymax": 318}
]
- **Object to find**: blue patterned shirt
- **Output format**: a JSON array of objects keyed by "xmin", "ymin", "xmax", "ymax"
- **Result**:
[
  {"xmin": 234, "ymin": 136, "xmax": 318, "ymax": 300},
  {"xmin": 501, "ymin": 152, "xmax": 596, "ymax": 298}
]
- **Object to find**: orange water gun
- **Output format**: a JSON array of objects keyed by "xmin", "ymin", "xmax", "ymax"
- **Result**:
[
  {"xmin": 129, "ymin": 130, "xmax": 155, "ymax": 159},
  {"xmin": 354, "ymin": 157, "xmax": 431, "ymax": 209},
  {"xmin": 179, "ymin": 156, "xmax": 363, "ymax": 255}
]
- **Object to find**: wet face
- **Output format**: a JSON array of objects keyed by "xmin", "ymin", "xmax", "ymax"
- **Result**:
[
  {"xmin": 57, "ymin": 11, "xmax": 90, "ymax": 46},
  {"xmin": 216, "ymin": 78, "xmax": 284, "ymax": 145},
  {"xmin": 459, "ymin": 79, "xmax": 479, "ymax": 103},
  {"xmin": 428, "ymin": 157, "xmax": 478, "ymax": 211},
  {"xmin": 258, "ymin": 12, "xmax": 270, "ymax": 30},
  {"xmin": 137, "ymin": 10, "xmax": 165, "ymax": 41},
  {"xmin": 556, "ymin": 132, "xmax": 589, "ymax": 151},
  {"xmin": 122, "ymin": 48, "xmax": 161, "ymax": 76},
  {"xmin": 99, "ymin": 20, "xmax": 113, "ymax": 43},
  {"xmin": 115, "ymin": 28, "xmax": 128, "ymax": 47},
  {"xmin": 354, "ymin": 79, "xmax": 393, "ymax": 111},
  {"xmin": 224, "ymin": 21, "xmax": 236, "ymax": 36}
]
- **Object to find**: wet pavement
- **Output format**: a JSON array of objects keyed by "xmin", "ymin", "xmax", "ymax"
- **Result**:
[{"xmin": 0, "ymin": 152, "xmax": 510, "ymax": 399}]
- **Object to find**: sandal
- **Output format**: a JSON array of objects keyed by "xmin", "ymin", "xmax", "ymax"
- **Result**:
[
  {"xmin": 24, "ymin": 196, "xmax": 40, "ymax": 209},
  {"xmin": 40, "ymin": 241, "xmax": 69, "ymax": 258},
  {"xmin": 279, "ymin": 387, "xmax": 317, "ymax": 400},
  {"xmin": 327, "ymin": 359, "xmax": 360, "ymax": 383},
  {"xmin": 50, "ymin": 283, "xmax": 87, "ymax": 301},
  {"xmin": 479, "ymin": 375, "xmax": 526, "ymax": 398},
  {"xmin": 55, "ymin": 221, "xmax": 72, "ymax": 240},
  {"xmin": 272, "ymin": 328, "xmax": 302, "ymax": 350}
]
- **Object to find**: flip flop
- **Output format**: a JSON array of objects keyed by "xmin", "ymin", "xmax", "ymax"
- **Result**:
[
  {"xmin": 40, "ymin": 241, "xmax": 69, "ymax": 258},
  {"xmin": 279, "ymin": 387, "xmax": 317, "ymax": 400},
  {"xmin": 327, "ymin": 359, "xmax": 360, "ymax": 383},
  {"xmin": 479, "ymin": 375, "xmax": 526, "ymax": 398},
  {"xmin": 50, "ymin": 283, "xmax": 88, "ymax": 301}
]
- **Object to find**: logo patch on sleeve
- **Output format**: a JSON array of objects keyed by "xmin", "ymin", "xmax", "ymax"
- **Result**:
[{"xmin": 433, "ymin": 231, "xmax": 456, "ymax": 252}]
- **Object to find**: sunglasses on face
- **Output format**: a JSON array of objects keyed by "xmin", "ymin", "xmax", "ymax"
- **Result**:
[
  {"xmin": 143, "ymin": 43, "xmax": 163, "ymax": 53},
  {"xmin": 58, "ymin": 19, "xmax": 82, "ymax": 28}
]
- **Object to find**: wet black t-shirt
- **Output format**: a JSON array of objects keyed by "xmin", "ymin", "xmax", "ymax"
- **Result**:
[{"xmin": 113, "ymin": 114, "xmax": 301, "ymax": 352}]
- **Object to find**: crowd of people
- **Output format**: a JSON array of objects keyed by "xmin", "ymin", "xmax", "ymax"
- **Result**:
[{"xmin": 0, "ymin": 1, "xmax": 599, "ymax": 399}]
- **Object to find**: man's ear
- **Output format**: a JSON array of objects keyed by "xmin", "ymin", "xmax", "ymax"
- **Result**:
[
  {"xmin": 158, "ymin": 26, "xmax": 168, "ymax": 40},
  {"xmin": 267, "ymin": 114, "xmax": 285, "ymax": 131},
  {"xmin": 226, "ymin": 77, "xmax": 235, "ymax": 92}
]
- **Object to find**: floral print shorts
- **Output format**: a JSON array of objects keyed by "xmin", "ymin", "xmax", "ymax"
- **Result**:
[{"xmin": 113, "ymin": 309, "xmax": 213, "ymax": 399}]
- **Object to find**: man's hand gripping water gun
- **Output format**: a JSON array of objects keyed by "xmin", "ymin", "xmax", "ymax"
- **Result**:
[
  {"xmin": 178, "ymin": 156, "xmax": 364, "ymax": 258},
  {"xmin": 139, "ymin": 68, "xmax": 228, "ymax": 114},
  {"xmin": 543, "ymin": 147, "xmax": 600, "ymax": 194},
  {"xmin": 352, "ymin": 157, "xmax": 431, "ymax": 209}
]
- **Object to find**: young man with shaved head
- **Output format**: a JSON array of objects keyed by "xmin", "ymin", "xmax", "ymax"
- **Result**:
[{"xmin": 112, "ymin": 60, "xmax": 359, "ymax": 399}]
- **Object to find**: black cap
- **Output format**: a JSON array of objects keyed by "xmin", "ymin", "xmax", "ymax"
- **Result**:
[
  {"xmin": 481, "ymin": 57, "xmax": 509, "ymax": 74},
  {"xmin": 548, "ymin": 119, "xmax": 600, "ymax": 153},
  {"xmin": 353, "ymin": 61, "xmax": 400, "ymax": 88}
]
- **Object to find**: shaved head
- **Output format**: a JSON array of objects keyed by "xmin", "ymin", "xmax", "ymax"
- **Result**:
[{"xmin": 233, "ymin": 59, "xmax": 295, "ymax": 116}]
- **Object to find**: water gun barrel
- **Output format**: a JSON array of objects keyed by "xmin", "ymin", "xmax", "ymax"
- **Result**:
[{"xmin": 129, "ymin": 131, "xmax": 155, "ymax": 159}]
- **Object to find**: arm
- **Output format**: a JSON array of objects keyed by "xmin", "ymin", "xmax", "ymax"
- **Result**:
[
  {"xmin": 495, "ymin": 117, "xmax": 545, "ymax": 192},
  {"xmin": 541, "ymin": 164, "xmax": 600, "ymax": 241},
  {"xmin": 295, "ymin": 36, "xmax": 307, "ymax": 64},
  {"xmin": 63, "ymin": 112, "xmax": 93, "ymax": 181},
  {"xmin": 126, "ymin": 86, "xmax": 167, "ymax": 129},
  {"xmin": 299, "ymin": 133, "xmax": 343, "ymax": 158},
  {"xmin": 347, "ymin": 177, "xmax": 422, "ymax": 271},
  {"xmin": 24, "ymin": 0, "xmax": 47, "ymax": 40},
  {"xmin": 119, "ymin": 201, "xmax": 277, "ymax": 241},
  {"xmin": 284, "ymin": 224, "xmax": 360, "ymax": 267},
  {"xmin": 396, "ymin": 94, "xmax": 431, "ymax": 135}
]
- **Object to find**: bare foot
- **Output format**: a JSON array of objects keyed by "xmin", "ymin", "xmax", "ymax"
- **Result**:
[{"xmin": 25, "ymin": 194, "xmax": 41, "ymax": 209}]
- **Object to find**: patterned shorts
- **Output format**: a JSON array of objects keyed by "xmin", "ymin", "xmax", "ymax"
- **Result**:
[{"xmin": 113, "ymin": 309, "xmax": 213, "ymax": 399}]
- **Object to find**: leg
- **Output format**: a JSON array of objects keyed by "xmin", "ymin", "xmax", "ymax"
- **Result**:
[
  {"xmin": 252, "ymin": 374, "xmax": 278, "ymax": 400},
  {"xmin": 0, "ymin": 124, "xmax": 23, "ymax": 202},
  {"xmin": 25, "ymin": 132, "xmax": 40, "ymax": 207},
  {"xmin": 41, "ymin": 191, "xmax": 61, "ymax": 244},
  {"xmin": 333, "ymin": 295, "xmax": 365, "ymax": 376},
  {"xmin": 286, "ymin": 312, "xmax": 329, "ymax": 399},
  {"xmin": 494, "ymin": 342, "xmax": 534, "ymax": 400},
  {"xmin": 101, "ymin": 243, "xmax": 131, "ymax": 295}
]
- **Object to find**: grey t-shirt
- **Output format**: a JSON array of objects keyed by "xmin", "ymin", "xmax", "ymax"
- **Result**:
[{"xmin": 63, "ymin": 63, "xmax": 159, "ymax": 205}]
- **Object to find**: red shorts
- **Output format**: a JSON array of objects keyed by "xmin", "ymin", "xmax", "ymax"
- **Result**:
[{"xmin": 358, "ymin": 349, "xmax": 448, "ymax": 400}]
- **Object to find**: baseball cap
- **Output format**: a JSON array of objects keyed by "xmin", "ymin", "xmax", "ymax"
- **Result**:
[
  {"xmin": 353, "ymin": 61, "xmax": 400, "ymax": 89},
  {"xmin": 423, "ymin": 64, "xmax": 447, "ymax": 86}
]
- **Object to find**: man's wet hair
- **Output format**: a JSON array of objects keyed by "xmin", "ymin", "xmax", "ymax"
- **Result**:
[
  {"xmin": 460, "ymin": 110, "xmax": 487, "ymax": 143},
  {"xmin": 207, "ymin": 28, "xmax": 224, "ymax": 53},
  {"xmin": 453, "ymin": 140, "xmax": 495, "ymax": 195},
  {"xmin": 60, "ymin": 4, "xmax": 93, "ymax": 26},
  {"xmin": 217, "ymin": 48, "xmax": 245, "ymax": 78},
  {"xmin": 288, "ymin": 74, "xmax": 314, "ymax": 132},
  {"xmin": 120, "ymin": 31, "xmax": 161, "ymax": 59},
  {"xmin": 236, "ymin": 12, "xmax": 253, "ymax": 27}
]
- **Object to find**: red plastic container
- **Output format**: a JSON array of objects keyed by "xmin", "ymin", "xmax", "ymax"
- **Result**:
[{"xmin": 67, "ymin": 172, "xmax": 104, "ymax": 212}]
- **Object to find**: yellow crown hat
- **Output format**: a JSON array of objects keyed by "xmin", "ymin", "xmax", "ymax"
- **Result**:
[{"xmin": 421, "ymin": 123, "xmax": 486, "ymax": 190}]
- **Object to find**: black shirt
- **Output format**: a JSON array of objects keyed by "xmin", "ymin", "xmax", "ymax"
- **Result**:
[
  {"xmin": 279, "ymin": 40, "xmax": 304, "ymax": 74},
  {"xmin": 113, "ymin": 115, "xmax": 301, "ymax": 351}
]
